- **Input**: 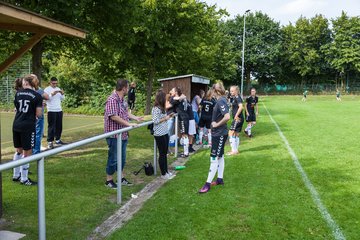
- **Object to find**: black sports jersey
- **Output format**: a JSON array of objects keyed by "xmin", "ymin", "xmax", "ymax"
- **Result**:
[
  {"xmin": 231, "ymin": 95, "xmax": 243, "ymax": 119},
  {"xmin": 200, "ymin": 98, "xmax": 216, "ymax": 120},
  {"xmin": 211, "ymin": 96, "xmax": 229, "ymax": 137},
  {"xmin": 13, "ymin": 88, "xmax": 42, "ymax": 132},
  {"xmin": 186, "ymin": 101, "xmax": 194, "ymax": 120},
  {"xmin": 246, "ymin": 96, "xmax": 258, "ymax": 113},
  {"xmin": 170, "ymin": 97, "xmax": 189, "ymax": 120},
  {"xmin": 128, "ymin": 87, "xmax": 136, "ymax": 101}
]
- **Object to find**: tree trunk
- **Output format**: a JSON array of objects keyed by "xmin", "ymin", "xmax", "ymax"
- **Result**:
[
  {"xmin": 0, "ymin": 125, "xmax": 2, "ymax": 218},
  {"xmin": 31, "ymin": 41, "xmax": 44, "ymax": 85},
  {"xmin": 144, "ymin": 67, "xmax": 155, "ymax": 115}
]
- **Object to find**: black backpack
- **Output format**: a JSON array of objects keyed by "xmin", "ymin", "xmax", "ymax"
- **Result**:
[{"xmin": 133, "ymin": 162, "xmax": 154, "ymax": 176}]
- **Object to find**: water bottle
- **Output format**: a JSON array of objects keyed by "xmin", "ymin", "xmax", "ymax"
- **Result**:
[{"xmin": 174, "ymin": 165, "xmax": 186, "ymax": 170}]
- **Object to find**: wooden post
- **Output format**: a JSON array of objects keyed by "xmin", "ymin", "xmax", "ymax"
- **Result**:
[{"xmin": 0, "ymin": 33, "xmax": 46, "ymax": 74}]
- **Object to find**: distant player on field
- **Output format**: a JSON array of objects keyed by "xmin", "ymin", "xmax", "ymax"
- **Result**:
[
  {"xmin": 302, "ymin": 90, "xmax": 308, "ymax": 101},
  {"xmin": 227, "ymin": 86, "xmax": 244, "ymax": 155},
  {"xmin": 336, "ymin": 89, "xmax": 341, "ymax": 101},
  {"xmin": 244, "ymin": 88, "xmax": 258, "ymax": 138}
]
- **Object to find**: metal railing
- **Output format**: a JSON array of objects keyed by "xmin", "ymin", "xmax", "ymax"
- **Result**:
[{"xmin": 0, "ymin": 115, "xmax": 178, "ymax": 240}]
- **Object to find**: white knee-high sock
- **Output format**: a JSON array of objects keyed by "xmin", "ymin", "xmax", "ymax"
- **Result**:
[
  {"xmin": 236, "ymin": 137, "xmax": 240, "ymax": 150},
  {"xmin": 20, "ymin": 159, "xmax": 30, "ymax": 182},
  {"xmin": 217, "ymin": 156, "xmax": 225, "ymax": 179},
  {"xmin": 206, "ymin": 157, "xmax": 218, "ymax": 183},
  {"xmin": 13, "ymin": 152, "xmax": 21, "ymax": 178},
  {"xmin": 199, "ymin": 130, "xmax": 204, "ymax": 144},
  {"xmin": 183, "ymin": 137, "xmax": 189, "ymax": 155},
  {"xmin": 248, "ymin": 126, "xmax": 252, "ymax": 135},
  {"xmin": 229, "ymin": 136, "xmax": 237, "ymax": 152},
  {"xmin": 208, "ymin": 132, "xmax": 212, "ymax": 144}
]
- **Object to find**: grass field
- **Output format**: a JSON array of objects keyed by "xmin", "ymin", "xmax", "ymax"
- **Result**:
[
  {"xmin": 0, "ymin": 95, "xmax": 359, "ymax": 239},
  {"xmin": 108, "ymin": 95, "xmax": 360, "ymax": 239}
]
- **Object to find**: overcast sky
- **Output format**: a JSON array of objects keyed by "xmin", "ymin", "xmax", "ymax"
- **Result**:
[{"xmin": 203, "ymin": 0, "xmax": 360, "ymax": 25}]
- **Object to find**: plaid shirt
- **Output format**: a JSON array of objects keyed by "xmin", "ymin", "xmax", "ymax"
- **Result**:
[{"xmin": 104, "ymin": 92, "xmax": 129, "ymax": 140}]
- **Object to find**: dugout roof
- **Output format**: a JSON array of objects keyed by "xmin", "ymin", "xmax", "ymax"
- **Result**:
[{"xmin": 0, "ymin": 1, "xmax": 86, "ymax": 74}]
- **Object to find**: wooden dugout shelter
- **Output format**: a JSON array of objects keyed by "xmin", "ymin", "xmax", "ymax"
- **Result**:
[
  {"xmin": 0, "ymin": 1, "xmax": 86, "ymax": 217},
  {"xmin": 158, "ymin": 74, "xmax": 211, "ymax": 101}
]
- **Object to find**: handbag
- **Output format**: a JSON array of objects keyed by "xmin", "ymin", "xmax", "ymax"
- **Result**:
[{"xmin": 133, "ymin": 162, "xmax": 154, "ymax": 176}]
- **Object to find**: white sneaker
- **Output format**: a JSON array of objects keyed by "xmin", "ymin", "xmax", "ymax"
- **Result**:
[{"xmin": 161, "ymin": 173, "xmax": 175, "ymax": 180}]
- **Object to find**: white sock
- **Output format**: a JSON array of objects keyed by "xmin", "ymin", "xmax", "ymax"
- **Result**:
[
  {"xmin": 183, "ymin": 137, "xmax": 189, "ymax": 155},
  {"xmin": 206, "ymin": 157, "xmax": 218, "ymax": 183},
  {"xmin": 199, "ymin": 130, "xmax": 204, "ymax": 143},
  {"xmin": 20, "ymin": 160, "xmax": 29, "ymax": 182},
  {"xmin": 217, "ymin": 156, "xmax": 225, "ymax": 178},
  {"xmin": 208, "ymin": 132, "xmax": 212, "ymax": 144},
  {"xmin": 231, "ymin": 136, "xmax": 237, "ymax": 152},
  {"xmin": 248, "ymin": 127, "xmax": 252, "ymax": 135},
  {"xmin": 13, "ymin": 152, "xmax": 21, "ymax": 178},
  {"xmin": 236, "ymin": 137, "xmax": 240, "ymax": 150}
]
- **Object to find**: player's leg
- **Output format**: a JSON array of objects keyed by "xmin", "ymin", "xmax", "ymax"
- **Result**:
[
  {"xmin": 205, "ymin": 120, "xmax": 212, "ymax": 145},
  {"xmin": 12, "ymin": 130, "xmax": 22, "ymax": 181},
  {"xmin": 20, "ymin": 131, "xmax": 37, "ymax": 185}
]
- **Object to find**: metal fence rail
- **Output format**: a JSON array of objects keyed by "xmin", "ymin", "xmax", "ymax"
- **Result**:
[{"xmin": 0, "ymin": 115, "xmax": 179, "ymax": 240}]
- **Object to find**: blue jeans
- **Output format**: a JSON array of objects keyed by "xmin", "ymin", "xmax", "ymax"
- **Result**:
[
  {"xmin": 193, "ymin": 111, "xmax": 199, "ymax": 125},
  {"xmin": 32, "ymin": 117, "xmax": 44, "ymax": 155},
  {"xmin": 167, "ymin": 117, "xmax": 174, "ymax": 136},
  {"xmin": 106, "ymin": 138, "xmax": 128, "ymax": 175}
]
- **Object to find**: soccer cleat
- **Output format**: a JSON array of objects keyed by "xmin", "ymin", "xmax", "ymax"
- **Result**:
[
  {"xmin": 199, "ymin": 182, "xmax": 211, "ymax": 193},
  {"xmin": 55, "ymin": 140, "xmax": 66, "ymax": 146},
  {"xmin": 189, "ymin": 148, "xmax": 196, "ymax": 153},
  {"xmin": 249, "ymin": 134, "xmax": 253, "ymax": 138},
  {"xmin": 211, "ymin": 178, "xmax": 224, "ymax": 186},
  {"xmin": 47, "ymin": 142, "xmax": 54, "ymax": 149},
  {"xmin": 161, "ymin": 173, "xmax": 175, "ymax": 180},
  {"xmin": 121, "ymin": 178, "xmax": 133, "ymax": 186},
  {"xmin": 105, "ymin": 180, "xmax": 117, "ymax": 189},
  {"xmin": 226, "ymin": 151, "xmax": 239, "ymax": 156},
  {"xmin": 12, "ymin": 176, "xmax": 21, "ymax": 182},
  {"xmin": 21, "ymin": 178, "xmax": 37, "ymax": 186}
]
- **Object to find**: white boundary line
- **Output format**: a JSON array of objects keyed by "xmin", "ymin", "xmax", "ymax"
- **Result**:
[{"xmin": 263, "ymin": 103, "xmax": 346, "ymax": 240}]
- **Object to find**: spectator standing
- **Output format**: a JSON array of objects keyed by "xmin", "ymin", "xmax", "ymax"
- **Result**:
[
  {"xmin": 152, "ymin": 90, "xmax": 175, "ymax": 180},
  {"xmin": 44, "ymin": 77, "xmax": 65, "ymax": 149},
  {"xmin": 104, "ymin": 79, "xmax": 143, "ymax": 189},
  {"xmin": 127, "ymin": 82, "xmax": 136, "ymax": 113},
  {"xmin": 32, "ymin": 75, "xmax": 49, "ymax": 154}
]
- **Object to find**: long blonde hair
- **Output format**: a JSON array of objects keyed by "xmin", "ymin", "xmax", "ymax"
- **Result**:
[{"xmin": 212, "ymin": 82, "xmax": 226, "ymax": 97}]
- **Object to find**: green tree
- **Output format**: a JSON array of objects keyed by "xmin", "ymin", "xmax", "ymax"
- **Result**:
[
  {"xmin": 323, "ymin": 12, "xmax": 360, "ymax": 88},
  {"xmin": 225, "ymin": 11, "xmax": 283, "ymax": 89},
  {"xmin": 282, "ymin": 15, "xmax": 332, "ymax": 85},
  {"xmin": 128, "ymin": 0, "xmax": 225, "ymax": 114}
]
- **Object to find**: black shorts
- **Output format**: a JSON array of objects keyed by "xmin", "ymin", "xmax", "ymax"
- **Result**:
[
  {"xmin": 128, "ymin": 100, "xmax": 135, "ymax": 110},
  {"xmin": 199, "ymin": 117, "xmax": 211, "ymax": 129},
  {"xmin": 210, "ymin": 135, "xmax": 228, "ymax": 158},
  {"xmin": 13, "ymin": 130, "xmax": 35, "ymax": 151},
  {"xmin": 246, "ymin": 113, "xmax": 256, "ymax": 122},
  {"xmin": 179, "ymin": 119, "xmax": 189, "ymax": 134},
  {"xmin": 230, "ymin": 118, "xmax": 244, "ymax": 132}
]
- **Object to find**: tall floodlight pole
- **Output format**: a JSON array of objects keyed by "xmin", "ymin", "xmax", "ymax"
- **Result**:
[{"xmin": 241, "ymin": 9, "xmax": 250, "ymax": 98}]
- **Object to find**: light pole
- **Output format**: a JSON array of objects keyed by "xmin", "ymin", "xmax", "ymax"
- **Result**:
[{"xmin": 241, "ymin": 9, "xmax": 250, "ymax": 98}]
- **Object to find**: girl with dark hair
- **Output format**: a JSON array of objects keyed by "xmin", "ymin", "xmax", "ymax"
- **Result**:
[{"xmin": 152, "ymin": 90, "xmax": 175, "ymax": 179}]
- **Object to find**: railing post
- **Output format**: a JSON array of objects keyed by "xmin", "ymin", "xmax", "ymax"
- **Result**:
[
  {"xmin": 175, "ymin": 115, "xmax": 178, "ymax": 158},
  {"xmin": 37, "ymin": 157, "xmax": 46, "ymax": 240},
  {"xmin": 153, "ymin": 138, "xmax": 157, "ymax": 175},
  {"xmin": 116, "ymin": 135, "xmax": 122, "ymax": 205}
]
